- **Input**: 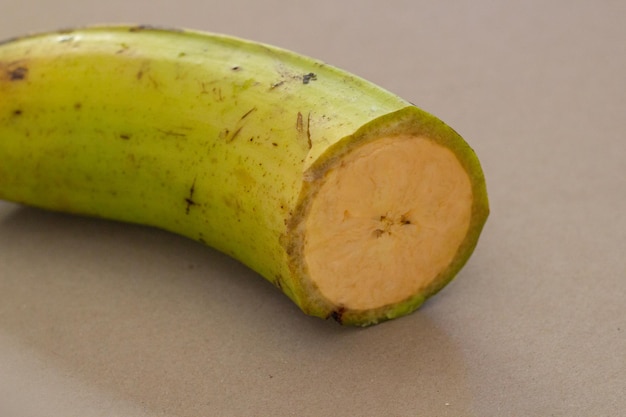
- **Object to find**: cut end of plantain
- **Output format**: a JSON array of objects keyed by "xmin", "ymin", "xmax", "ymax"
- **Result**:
[
  {"xmin": 289, "ymin": 107, "xmax": 489, "ymax": 326},
  {"xmin": 306, "ymin": 135, "xmax": 472, "ymax": 308}
]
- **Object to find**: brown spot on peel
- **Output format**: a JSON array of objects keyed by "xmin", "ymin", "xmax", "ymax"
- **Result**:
[
  {"xmin": 1, "ymin": 61, "xmax": 28, "ymax": 81},
  {"xmin": 306, "ymin": 113, "xmax": 312, "ymax": 149},
  {"xmin": 10, "ymin": 67, "xmax": 27, "ymax": 80},
  {"xmin": 185, "ymin": 177, "xmax": 198, "ymax": 214},
  {"xmin": 296, "ymin": 112, "xmax": 304, "ymax": 132},
  {"xmin": 330, "ymin": 307, "xmax": 346, "ymax": 324},
  {"xmin": 296, "ymin": 112, "xmax": 312, "ymax": 150},
  {"xmin": 270, "ymin": 80, "xmax": 285, "ymax": 90},
  {"xmin": 223, "ymin": 108, "xmax": 257, "ymax": 143},
  {"xmin": 240, "ymin": 107, "xmax": 257, "ymax": 120},
  {"xmin": 273, "ymin": 275, "xmax": 283, "ymax": 290},
  {"xmin": 157, "ymin": 129, "xmax": 187, "ymax": 137},
  {"xmin": 128, "ymin": 25, "xmax": 184, "ymax": 34},
  {"xmin": 302, "ymin": 72, "xmax": 317, "ymax": 84},
  {"xmin": 228, "ymin": 126, "xmax": 243, "ymax": 143}
]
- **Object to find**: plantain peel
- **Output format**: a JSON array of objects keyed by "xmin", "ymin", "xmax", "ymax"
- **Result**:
[{"xmin": 0, "ymin": 25, "xmax": 489, "ymax": 326}]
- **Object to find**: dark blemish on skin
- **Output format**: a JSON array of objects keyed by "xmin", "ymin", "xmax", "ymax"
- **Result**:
[
  {"xmin": 157, "ymin": 129, "xmax": 187, "ymax": 137},
  {"xmin": 231, "ymin": 65, "xmax": 242, "ymax": 71},
  {"xmin": 306, "ymin": 113, "xmax": 312, "ymax": 149},
  {"xmin": 273, "ymin": 275, "xmax": 283, "ymax": 290},
  {"xmin": 296, "ymin": 112, "xmax": 304, "ymax": 132},
  {"xmin": 185, "ymin": 178, "xmax": 198, "ymax": 214},
  {"xmin": 74, "ymin": 103, "xmax": 82, "ymax": 110},
  {"xmin": 270, "ymin": 80, "xmax": 285, "ymax": 90},
  {"xmin": 240, "ymin": 107, "xmax": 257, "ymax": 120},
  {"xmin": 116, "ymin": 43, "xmax": 130, "ymax": 54},
  {"xmin": 272, "ymin": 142, "xmax": 278, "ymax": 147},
  {"xmin": 330, "ymin": 307, "xmax": 346, "ymax": 324},
  {"xmin": 13, "ymin": 109, "xmax": 23, "ymax": 116},
  {"xmin": 213, "ymin": 87, "xmax": 224, "ymax": 102},
  {"xmin": 223, "ymin": 108, "xmax": 256, "ymax": 142},
  {"xmin": 296, "ymin": 112, "xmax": 312, "ymax": 149},
  {"xmin": 302, "ymin": 73, "xmax": 317, "ymax": 84},
  {"xmin": 119, "ymin": 134, "xmax": 131, "ymax": 140},
  {"xmin": 136, "ymin": 63, "xmax": 158, "ymax": 86},
  {"xmin": 129, "ymin": 25, "xmax": 184, "ymax": 33},
  {"xmin": 227, "ymin": 126, "xmax": 243, "ymax": 143},
  {"xmin": 7, "ymin": 66, "xmax": 28, "ymax": 81}
]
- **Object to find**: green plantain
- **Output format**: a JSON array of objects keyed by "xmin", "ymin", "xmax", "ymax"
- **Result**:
[{"xmin": 0, "ymin": 25, "xmax": 489, "ymax": 325}]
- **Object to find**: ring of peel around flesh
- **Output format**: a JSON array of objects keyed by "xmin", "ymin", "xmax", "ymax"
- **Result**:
[{"xmin": 287, "ymin": 107, "xmax": 488, "ymax": 325}]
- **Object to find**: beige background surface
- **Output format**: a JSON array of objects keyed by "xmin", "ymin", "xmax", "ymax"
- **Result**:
[{"xmin": 1, "ymin": 1, "xmax": 625, "ymax": 416}]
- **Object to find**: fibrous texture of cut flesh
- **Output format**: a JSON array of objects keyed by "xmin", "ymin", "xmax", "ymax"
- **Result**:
[{"xmin": 304, "ymin": 135, "xmax": 473, "ymax": 310}]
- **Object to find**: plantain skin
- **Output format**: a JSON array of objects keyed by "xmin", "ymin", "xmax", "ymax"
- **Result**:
[{"xmin": 0, "ymin": 25, "xmax": 489, "ymax": 326}]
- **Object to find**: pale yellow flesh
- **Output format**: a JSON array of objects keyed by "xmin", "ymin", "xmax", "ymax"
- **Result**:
[{"xmin": 304, "ymin": 135, "xmax": 473, "ymax": 310}]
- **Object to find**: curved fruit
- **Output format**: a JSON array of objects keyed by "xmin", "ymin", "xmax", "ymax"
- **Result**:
[{"xmin": 0, "ymin": 25, "xmax": 489, "ymax": 326}]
